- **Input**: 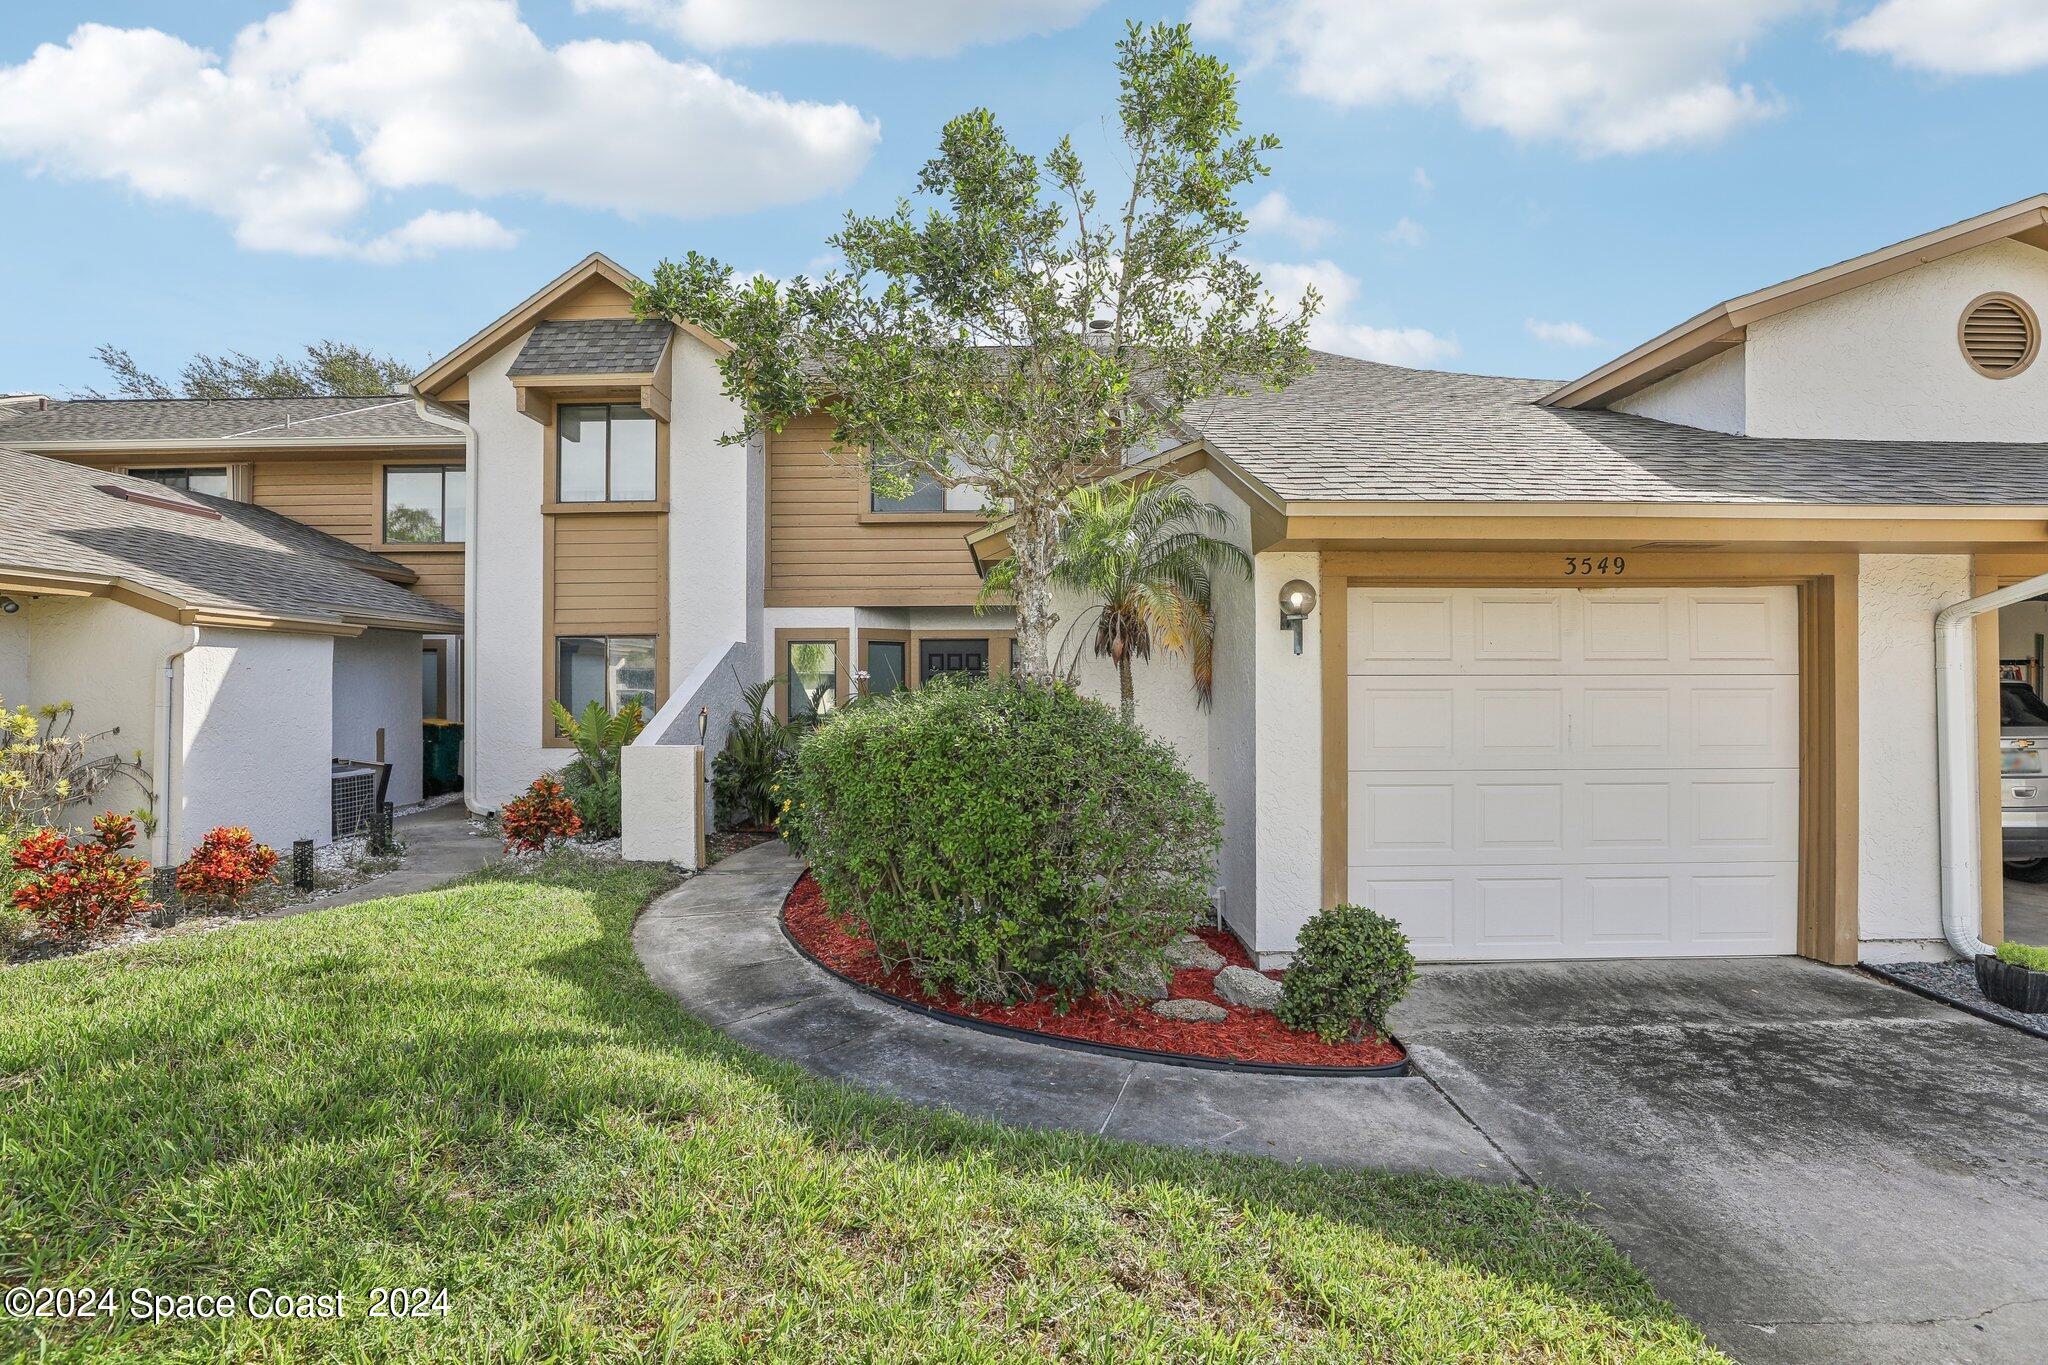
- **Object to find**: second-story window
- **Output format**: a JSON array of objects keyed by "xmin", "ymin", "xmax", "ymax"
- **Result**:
[
  {"xmin": 869, "ymin": 458, "xmax": 946, "ymax": 514},
  {"xmin": 559, "ymin": 403, "xmax": 656, "ymax": 503},
  {"xmin": 133, "ymin": 466, "xmax": 231, "ymax": 498},
  {"xmin": 384, "ymin": 465, "xmax": 466, "ymax": 543}
]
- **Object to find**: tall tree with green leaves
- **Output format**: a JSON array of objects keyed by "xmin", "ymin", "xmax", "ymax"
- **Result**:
[
  {"xmin": 634, "ymin": 21, "xmax": 1315, "ymax": 684},
  {"xmin": 988, "ymin": 480, "xmax": 1251, "ymax": 724},
  {"xmin": 84, "ymin": 341, "xmax": 415, "ymax": 400}
]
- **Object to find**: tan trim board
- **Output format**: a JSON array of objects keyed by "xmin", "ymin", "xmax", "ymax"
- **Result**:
[{"xmin": 1319, "ymin": 557, "xmax": 1348, "ymax": 912}]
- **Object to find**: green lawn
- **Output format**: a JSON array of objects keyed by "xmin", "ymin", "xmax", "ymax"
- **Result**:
[{"xmin": 0, "ymin": 859, "xmax": 1724, "ymax": 1362}]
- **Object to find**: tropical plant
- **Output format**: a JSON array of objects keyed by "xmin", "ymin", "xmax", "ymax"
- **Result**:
[
  {"xmin": 547, "ymin": 698, "xmax": 645, "ymax": 840},
  {"xmin": 783, "ymin": 677, "xmax": 1222, "ymax": 1006},
  {"xmin": 501, "ymin": 775, "xmax": 582, "ymax": 852},
  {"xmin": 175, "ymin": 827, "xmax": 280, "ymax": 912},
  {"xmin": 987, "ymin": 479, "xmax": 1250, "ymax": 725},
  {"xmin": 1276, "ymin": 904, "xmax": 1417, "ymax": 1045},
  {"xmin": 9, "ymin": 812, "xmax": 154, "ymax": 944},
  {"xmin": 710, "ymin": 679, "xmax": 798, "ymax": 831},
  {"xmin": 635, "ymin": 21, "xmax": 1314, "ymax": 685},
  {"xmin": 0, "ymin": 698, "xmax": 153, "ymax": 834}
]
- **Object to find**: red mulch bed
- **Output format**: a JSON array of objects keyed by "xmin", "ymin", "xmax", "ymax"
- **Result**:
[{"xmin": 782, "ymin": 872, "xmax": 1404, "ymax": 1069}]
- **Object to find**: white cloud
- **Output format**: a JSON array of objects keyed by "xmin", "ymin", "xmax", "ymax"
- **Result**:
[
  {"xmin": 1191, "ymin": 0, "xmax": 1809, "ymax": 154},
  {"xmin": 1411, "ymin": 166, "xmax": 1434, "ymax": 194},
  {"xmin": 0, "ymin": 1, "xmax": 880, "ymax": 259},
  {"xmin": 1835, "ymin": 0, "xmax": 2048, "ymax": 75},
  {"xmin": 1526, "ymin": 317, "xmax": 1602, "ymax": 347},
  {"xmin": 1255, "ymin": 257, "xmax": 1460, "ymax": 367},
  {"xmin": 1381, "ymin": 216, "xmax": 1426, "ymax": 247},
  {"xmin": 357, "ymin": 208, "xmax": 520, "ymax": 263},
  {"xmin": 578, "ymin": 0, "xmax": 1103, "ymax": 57},
  {"xmin": 1245, "ymin": 190, "xmax": 1334, "ymax": 248}
]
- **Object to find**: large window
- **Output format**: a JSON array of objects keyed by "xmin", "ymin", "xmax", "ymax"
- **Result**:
[
  {"xmin": 384, "ymin": 465, "xmax": 466, "ymax": 543},
  {"xmin": 786, "ymin": 640, "xmax": 840, "ymax": 719},
  {"xmin": 558, "ymin": 404, "xmax": 657, "ymax": 503},
  {"xmin": 556, "ymin": 636, "xmax": 656, "ymax": 719},
  {"xmin": 132, "ymin": 466, "xmax": 231, "ymax": 497}
]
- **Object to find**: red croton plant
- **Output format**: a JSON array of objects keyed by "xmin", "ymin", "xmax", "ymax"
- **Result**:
[
  {"xmin": 500, "ymin": 774, "xmax": 581, "ymax": 852},
  {"xmin": 9, "ymin": 812, "xmax": 155, "ymax": 942},
  {"xmin": 175, "ymin": 826, "xmax": 280, "ymax": 911}
]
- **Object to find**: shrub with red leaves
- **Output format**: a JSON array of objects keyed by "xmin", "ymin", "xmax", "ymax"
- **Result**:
[
  {"xmin": 9, "ymin": 812, "xmax": 155, "ymax": 943},
  {"xmin": 175, "ymin": 826, "xmax": 280, "ymax": 911},
  {"xmin": 501, "ymin": 774, "xmax": 582, "ymax": 852}
]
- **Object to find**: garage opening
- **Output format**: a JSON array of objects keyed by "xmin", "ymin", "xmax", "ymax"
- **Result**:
[
  {"xmin": 1346, "ymin": 586, "xmax": 1800, "ymax": 961},
  {"xmin": 1997, "ymin": 595, "xmax": 2048, "ymax": 948}
]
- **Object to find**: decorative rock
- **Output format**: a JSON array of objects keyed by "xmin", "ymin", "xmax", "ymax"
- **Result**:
[
  {"xmin": 1212, "ymin": 964, "xmax": 1282, "ymax": 1011},
  {"xmin": 1116, "ymin": 960, "xmax": 1173, "ymax": 1001},
  {"xmin": 1151, "ymin": 997, "xmax": 1227, "ymax": 1023},
  {"xmin": 1162, "ymin": 932, "xmax": 1226, "ymax": 972}
]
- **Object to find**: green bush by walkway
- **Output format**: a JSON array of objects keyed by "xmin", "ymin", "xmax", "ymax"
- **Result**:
[{"xmin": 0, "ymin": 858, "xmax": 1723, "ymax": 1361}]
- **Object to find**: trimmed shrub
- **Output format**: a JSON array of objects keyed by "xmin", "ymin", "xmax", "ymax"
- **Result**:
[
  {"xmin": 175, "ymin": 826, "xmax": 280, "ymax": 911},
  {"xmin": 783, "ymin": 678, "xmax": 1221, "ymax": 1006},
  {"xmin": 501, "ymin": 775, "xmax": 582, "ymax": 852},
  {"xmin": 1277, "ymin": 904, "xmax": 1417, "ymax": 1044},
  {"xmin": 1997, "ymin": 940, "xmax": 2048, "ymax": 972},
  {"xmin": 9, "ymin": 812, "xmax": 154, "ymax": 943}
]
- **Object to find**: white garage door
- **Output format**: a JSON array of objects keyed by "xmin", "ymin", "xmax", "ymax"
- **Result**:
[{"xmin": 1347, "ymin": 586, "xmax": 1799, "ymax": 960}]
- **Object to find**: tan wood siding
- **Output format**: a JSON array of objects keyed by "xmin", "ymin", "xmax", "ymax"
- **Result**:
[
  {"xmin": 549, "ymin": 514, "xmax": 663, "ymax": 633},
  {"xmin": 250, "ymin": 458, "xmax": 379, "ymax": 543},
  {"xmin": 386, "ymin": 550, "xmax": 464, "ymax": 610},
  {"xmin": 767, "ymin": 414, "xmax": 987, "ymax": 607}
]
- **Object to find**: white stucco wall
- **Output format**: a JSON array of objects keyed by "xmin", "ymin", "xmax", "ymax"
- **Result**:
[
  {"xmin": 333, "ymin": 629, "xmax": 425, "ymax": 808},
  {"xmin": 466, "ymin": 333, "xmax": 552, "ymax": 809},
  {"xmin": 1858, "ymin": 553, "xmax": 1974, "ymax": 960},
  {"xmin": 1202, "ymin": 477, "xmax": 1258, "ymax": 941},
  {"xmin": 0, "ymin": 611, "xmax": 28, "ymax": 706},
  {"xmin": 176, "ymin": 628, "xmax": 333, "ymax": 855},
  {"xmin": 667, "ymin": 334, "xmax": 757, "ymax": 686},
  {"xmin": 1747, "ymin": 240, "xmax": 2048, "ymax": 440},
  {"xmin": 1612, "ymin": 343, "xmax": 1747, "ymax": 434},
  {"xmin": 21, "ymin": 596, "xmax": 181, "ymax": 830},
  {"xmin": 1250, "ymin": 550, "xmax": 1323, "ymax": 962}
]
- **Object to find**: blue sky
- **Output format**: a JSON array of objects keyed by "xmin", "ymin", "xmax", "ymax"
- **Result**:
[{"xmin": 1, "ymin": 1, "xmax": 2043, "ymax": 397}]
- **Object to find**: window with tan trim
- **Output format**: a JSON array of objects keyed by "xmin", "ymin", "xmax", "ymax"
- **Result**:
[
  {"xmin": 558, "ymin": 403, "xmax": 657, "ymax": 502},
  {"xmin": 555, "ymin": 635, "xmax": 657, "ymax": 719}
]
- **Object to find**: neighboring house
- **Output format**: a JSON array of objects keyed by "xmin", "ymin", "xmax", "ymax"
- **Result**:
[
  {"xmin": 0, "ymin": 393, "xmax": 469, "ymax": 725},
  {"xmin": 18, "ymin": 195, "xmax": 2048, "ymax": 969},
  {"xmin": 0, "ymin": 451, "xmax": 461, "ymax": 860}
]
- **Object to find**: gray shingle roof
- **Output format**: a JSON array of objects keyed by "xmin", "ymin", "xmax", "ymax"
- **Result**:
[
  {"xmin": 508, "ymin": 319, "xmax": 671, "ymax": 377},
  {"xmin": 0, "ymin": 396, "xmax": 457, "ymax": 445},
  {"xmin": 1179, "ymin": 351, "xmax": 2048, "ymax": 505},
  {"xmin": 0, "ymin": 448, "xmax": 462, "ymax": 630}
]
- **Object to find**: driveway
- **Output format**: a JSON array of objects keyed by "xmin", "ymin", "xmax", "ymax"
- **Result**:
[{"xmin": 1391, "ymin": 959, "xmax": 2048, "ymax": 1365}]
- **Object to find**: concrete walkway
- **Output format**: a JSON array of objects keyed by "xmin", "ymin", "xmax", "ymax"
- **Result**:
[
  {"xmin": 263, "ymin": 802, "xmax": 501, "ymax": 918},
  {"xmin": 635, "ymin": 840, "xmax": 2048, "ymax": 1365},
  {"xmin": 631, "ymin": 840, "xmax": 1514, "ymax": 1180}
]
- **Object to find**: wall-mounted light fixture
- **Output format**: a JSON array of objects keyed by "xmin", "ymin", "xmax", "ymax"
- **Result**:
[
  {"xmin": 697, "ymin": 705, "xmax": 710, "ymax": 743},
  {"xmin": 1278, "ymin": 578, "xmax": 1318, "ymax": 655},
  {"xmin": 0, "ymin": 595, "xmax": 17, "ymax": 614}
]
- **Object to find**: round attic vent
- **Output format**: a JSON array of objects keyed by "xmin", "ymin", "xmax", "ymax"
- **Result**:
[{"xmin": 1959, "ymin": 292, "xmax": 2039, "ymax": 379}]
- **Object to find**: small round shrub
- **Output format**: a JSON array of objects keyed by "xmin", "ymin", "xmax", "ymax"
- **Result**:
[
  {"xmin": 501, "ymin": 775, "xmax": 582, "ymax": 852},
  {"xmin": 784, "ymin": 678, "xmax": 1221, "ymax": 1006},
  {"xmin": 1277, "ymin": 904, "xmax": 1417, "ymax": 1044},
  {"xmin": 9, "ymin": 812, "xmax": 154, "ymax": 943},
  {"xmin": 176, "ymin": 826, "xmax": 280, "ymax": 911},
  {"xmin": 1997, "ymin": 940, "xmax": 2048, "ymax": 973}
]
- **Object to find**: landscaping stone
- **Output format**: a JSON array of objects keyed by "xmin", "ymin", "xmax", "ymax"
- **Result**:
[
  {"xmin": 1213, "ymin": 964, "xmax": 1282, "ymax": 1011},
  {"xmin": 1113, "ymin": 960, "xmax": 1172, "ymax": 1001},
  {"xmin": 1163, "ymin": 932, "xmax": 1226, "ymax": 972},
  {"xmin": 1151, "ymin": 997, "xmax": 1227, "ymax": 1023}
]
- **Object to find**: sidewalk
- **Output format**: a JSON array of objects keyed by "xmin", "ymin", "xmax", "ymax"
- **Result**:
[{"xmin": 262, "ymin": 802, "xmax": 501, "ymax": 919}]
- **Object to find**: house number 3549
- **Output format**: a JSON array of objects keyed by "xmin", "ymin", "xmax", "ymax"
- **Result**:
[{"xmin": 1562, "ymin": 555, "xmax": 1625, "ymax": 576}]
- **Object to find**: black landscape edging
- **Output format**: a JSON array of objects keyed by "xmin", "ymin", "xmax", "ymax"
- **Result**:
[
  {"xmin": 779, "ymin": 906, "xmax": 1409, "ymax": 1079},
  {"xmin": 1862, "ymin": 962, "xmax": 2048, "ymax": 1041}
]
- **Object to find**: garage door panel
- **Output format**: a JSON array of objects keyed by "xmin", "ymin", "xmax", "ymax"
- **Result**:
[
  {"xmin": 1345, "ymin": 863, "xmax": 1800, "ymax": 960},
  {"xmin": 1346, "ymin": 585, "xmax": 1798, "ymax": 960}
]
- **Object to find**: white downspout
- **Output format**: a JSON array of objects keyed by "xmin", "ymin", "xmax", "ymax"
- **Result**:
[
  {"xmin": 151, "ymin": 627, "xmax": 200, "ymax": 865},
  {"xmin": 1934, "ymin": 568, "xmax": 2048, "ymax": 960},
  {"xmin": 409, "ymin": 391, "xmax": 483, "ymax": 816}
]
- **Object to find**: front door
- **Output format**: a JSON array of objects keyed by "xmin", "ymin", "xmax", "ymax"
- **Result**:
[{"xmin": 920, "ymin": 638, "xmax": 989, "ymax": 682}]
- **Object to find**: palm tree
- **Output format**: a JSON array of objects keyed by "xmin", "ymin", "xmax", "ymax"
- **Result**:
[{"xmin": 992, "ymin": 480, "xmax": 1252, "ymax": 725}]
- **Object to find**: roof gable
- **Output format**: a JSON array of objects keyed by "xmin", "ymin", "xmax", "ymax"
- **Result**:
[{"xmin": 1546, "ymin": 194, "xmax": 2048, "ymax": 410}]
